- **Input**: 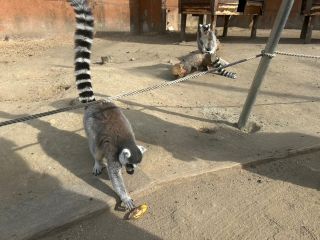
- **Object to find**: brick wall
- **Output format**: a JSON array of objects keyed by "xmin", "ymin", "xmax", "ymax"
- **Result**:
[{"xmin": 0, "ymin": 0, "xmax": 135, "ymax": 38}]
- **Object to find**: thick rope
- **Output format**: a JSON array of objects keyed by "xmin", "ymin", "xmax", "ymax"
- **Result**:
[
  {"xmin": 1, "ymin": 50, "xmax": 318, "ymax": 128},
  {"xmin": 0, "ymin": 54, "xmax": 262, "ymax": 128},
  {"xmin": 274, "ymin": 51, "xmax": 320, "ymax": 59},
  {"xmin": 261, "ymin": 50, "xmax": 320, "ymax": 59}
]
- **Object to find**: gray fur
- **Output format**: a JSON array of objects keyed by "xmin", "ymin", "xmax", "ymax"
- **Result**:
[
  {"xmin": 84, "ymin": 101, "xmax": 146, "ymax": 210},
  {"xmin": 70, "ymin": 0, "xmax": 146, "ymax": 210},
  {"xmin": 197, "ymin": 24, "xmax": 218, "ymax": 54}
]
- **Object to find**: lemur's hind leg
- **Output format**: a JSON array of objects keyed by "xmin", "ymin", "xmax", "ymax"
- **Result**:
[{"xmin": 89, "ymin": 142, "xmax": 105, "ymax": 176}]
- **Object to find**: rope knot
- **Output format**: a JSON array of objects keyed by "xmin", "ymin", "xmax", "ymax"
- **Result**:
[{"xmin": 261, "ymin": 50, "xmax": 276, "ymax": 58}]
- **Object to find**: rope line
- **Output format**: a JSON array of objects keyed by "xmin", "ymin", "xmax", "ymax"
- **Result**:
[
  {"xmin": 0, "ymin": 54, "xmax": 262, "ymax": 128},
  {"xmin": 0, "ymin": 50, "xmax": 318, "ymax": 128},
  {"xmin": 261, "ymin": 50, "xmax": 320, "ymax": 59},
  {"xmin": 274, "ymin": 51, "xmax": 320, "ymax": 59}
]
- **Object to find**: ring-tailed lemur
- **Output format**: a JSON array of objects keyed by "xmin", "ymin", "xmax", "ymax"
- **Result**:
[
  {"xmin": 172, "ymin": 53, "xmax": 236, "ymax": 79},
  {"xmin": 197, "ymin": 24, "xmax": 218, "ymax": 54},
  {"xmin": 211, "ymin": 55, "xmax": 236, "ymax": 79},
  {"xmin": 69, "ymin": 0, "xmax": 146, "ymax": 210}
]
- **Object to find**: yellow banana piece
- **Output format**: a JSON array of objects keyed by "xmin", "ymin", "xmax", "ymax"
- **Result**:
[{"xmin": 129, "ymin": 204, "xmax": 148, "ymax": 220}]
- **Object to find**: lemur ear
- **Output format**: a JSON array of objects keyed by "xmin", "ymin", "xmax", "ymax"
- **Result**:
[
  {"xmin": 138, "ymin": 145, "xmax": 147, "ymax": 154},
  {"xmin": 199, "ymin": 24, "xmax": 203, "ymax": 28},
  {"xmin": 119, "ymin": 148, "xmax": 131, "ymax": 160},
  {"xmin": 208, "ymin": 23, "xmax": 211, "ymax": 28}
]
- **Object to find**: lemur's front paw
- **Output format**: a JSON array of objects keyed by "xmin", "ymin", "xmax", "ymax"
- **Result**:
[
  {"xmin": 122, "ymin": 197, "xmax": 135, "ymax": 210},
  {"xmin": 92, "ymin": 163, "xmax": 105, "ymax": 176}
]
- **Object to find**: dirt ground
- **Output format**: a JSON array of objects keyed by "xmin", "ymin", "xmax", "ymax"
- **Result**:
[
  {"xmin": 0, "ymin": 28, "xmax": 319, "ymax": 240},
  {"xmin": 38, "ymin": 152, "xmax": 320, "ymax": 240}
]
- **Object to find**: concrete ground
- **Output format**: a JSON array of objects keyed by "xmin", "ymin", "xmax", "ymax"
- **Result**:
[
  {"xmin": 38, "ymin": 151, "xmax": 320, "ymax": 240},
  {"xmin": 0, "ymin": 28, "xmax": 319, "ymax": 240}
]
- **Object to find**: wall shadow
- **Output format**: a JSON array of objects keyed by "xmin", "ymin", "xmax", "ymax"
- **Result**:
[
  {"xmin": 51, "ymin": 98, "xmax": 320, "ymax": 190},
  {"xmin": 244, "ymin": 150, "xmax": 320, "ymax": 190},
  {"xmin": 219, "ymin": 36, "xmax": 320, "ymax": 45},
  {"xmin": 2, "ymin": 90, "xmax": 319, "ymax": 193},
  {"xmin": 117, "ymin": 61, "xmax": 320, "ymax": 104},
  {"xmin": 128, "ymin": 63, "xmax": 174, "ymax": 80},
  {"xmin": 95, "ymin": 30, "xmax": 320, "ymax": 45},
  {"xmin": 184, "ymin": 80, "xmax": 320, "ymax": 102},
  {"xmin": 95, "ymin": 31, "xmax": 187, "ymax": 45},
  {"xmin": 0, "ymin": 137, "xmax": 160, "ymax": 240},
  {"xmin": 0, "ymin": 111, "xmax": 118, "ymax": 201}
]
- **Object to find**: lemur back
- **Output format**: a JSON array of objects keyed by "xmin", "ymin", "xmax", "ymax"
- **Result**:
[
  {"xmin": 197, "ymin": 24, "xmax": 218, "ymax": 54},
  {"xmin": 69, "ymin": 0, "xmax": 146, "ymax": 210}
]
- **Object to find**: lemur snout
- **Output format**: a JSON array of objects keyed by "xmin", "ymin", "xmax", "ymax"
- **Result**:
[{"xmin": 126, "ymin": 164, "xmax": 136, "ymax": 175}]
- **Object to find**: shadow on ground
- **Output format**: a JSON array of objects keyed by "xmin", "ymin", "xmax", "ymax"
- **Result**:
[
  {"xmin": 185, "ymin": 80, "xmax": 320, "ymax": 102},
  {"xmin": 0, "ymin": 137, "xmax": 160, "ymax": 240},
  {"xmin": 244, "ymin": 150, "xmax": 320, "ymax": 190},
  {"xmin": 1, "ymin": 95, "xmax": 319, "ymax": 239},
  {"xmin": 94, "ymin": 31, "xmax": 320, "ymax": 45},
  {"xmin": 95, "ymin": 31, "xmax": 183, "ymax": 45},
  {"xmin": 128, "ymin": 63, "xmax": 174, "ymax": 80},
  {"xmin": 0, "ymin": 110, "xmax": 118, "ymax": 200},
  {"xmin": 3, "ymin": 93, "xmax": 320, "ymax": 192}
]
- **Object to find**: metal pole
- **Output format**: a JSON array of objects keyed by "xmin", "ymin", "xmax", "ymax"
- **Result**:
[{"xmin": 237, "ymin": 0, "xmax": 295, "ymax": 129}]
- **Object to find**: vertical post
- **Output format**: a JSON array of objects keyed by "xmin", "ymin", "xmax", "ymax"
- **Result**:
[
  {"xmin": 180, "ymin": 13, "xmax": 187, "ymax": 42},
  {"xmin": 250, "ymin": 15, "xmax": 259, "ymax": 38},
  {"xmin": 300, "ymin": 15, "xmax": 310, "ymax": 39},
  {"xmin": 198, "ymin": 15, "xmax": 204, "ymax": 25},
  {"xmin": 160, "ymin": 0, "xmax": 167, "ymax": 33},
  {"xmin": 237, "ymin": 0, "xmax": 295, "ymax": 129},
  {"xmin": 210, "ymin": 0, "xmax": 218, "ymax": 32},
  {"xmin": 223, "ymin": 15, "xmax": 231, "ymax": 37},
  {"xmin": 304, "ymin": 15, "xmax": 314, "ymax": 44}
]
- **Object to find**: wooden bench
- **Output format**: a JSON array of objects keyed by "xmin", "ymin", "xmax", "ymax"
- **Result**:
[
  {"xmin": 179, "ymin": 0, "xmax": 264, "ymax": 41},
  {"xmin": 300, "ymin": 0, "xmax": 320, "ymax": 43}
]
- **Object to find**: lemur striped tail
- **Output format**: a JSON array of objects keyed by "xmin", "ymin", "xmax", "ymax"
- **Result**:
[
  {"xmin": 212, "ymin": 57, "xmax": 237, "ymax": 79},
  {"xmin": 69, "ymin": 0, "xmax": 95, "ymax": 103}
]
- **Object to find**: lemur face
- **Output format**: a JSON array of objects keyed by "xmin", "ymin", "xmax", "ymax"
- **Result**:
[
  {"xmin": 119, "ymin": 146, "xmax": 147, "ymax": 175},
  {"xmin": 199, "ymin": 24, "xmax": 211, "ymax": 35}
]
